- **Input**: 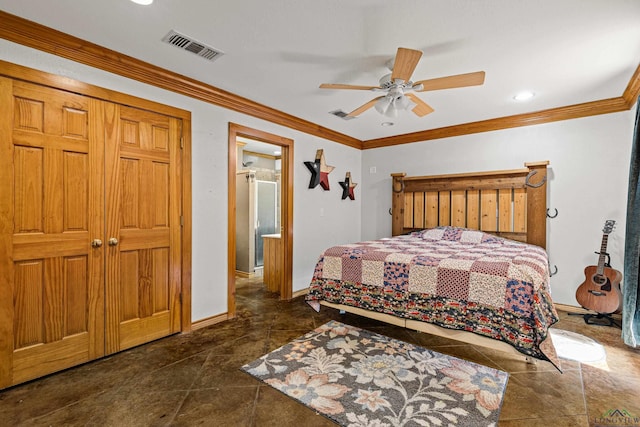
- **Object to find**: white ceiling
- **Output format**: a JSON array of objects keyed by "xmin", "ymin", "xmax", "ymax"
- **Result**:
[{"xmin": 1, "ymin": 0, "xmax": 639, "ymax": 142}]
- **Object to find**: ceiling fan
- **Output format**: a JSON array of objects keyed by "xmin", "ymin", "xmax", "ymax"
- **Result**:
[{"xmin": 320, "ymin": 47, "xmax": 485, "ymax": 119}]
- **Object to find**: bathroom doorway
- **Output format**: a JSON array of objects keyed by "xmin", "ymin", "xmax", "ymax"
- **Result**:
[{"xmin": 227, "ymin": 123, "xmax": 293, "ymax": 318}]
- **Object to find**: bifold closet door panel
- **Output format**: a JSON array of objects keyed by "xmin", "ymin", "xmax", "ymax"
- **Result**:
[
  {"xmin": 104, "ymin": 103, "xmax": 182, "ymax": 354},
  {"xmin": 0, "ymin": 79, "xmax": 105, "ymax": 388},
  {"xmin": 0, "ymin": 76, "xmax": 184, "ymax": 388}
]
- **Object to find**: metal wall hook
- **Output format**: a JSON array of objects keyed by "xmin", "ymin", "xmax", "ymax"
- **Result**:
[
  {"xmin": 549, "ymin": 264, "xmax": 558, "ymax": 277},
  {"xmin": 389, "ymin": 208, "xmax": 393, "ymax": 215},
  {"xmin": 546, "ymin": 208, "xmax": 558, "ymax": 218},
  {"xmin": 525, "ymin": 170, "xmax": 547, "ymax": 188}
]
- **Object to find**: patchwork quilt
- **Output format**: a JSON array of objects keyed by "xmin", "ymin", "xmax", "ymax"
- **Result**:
[{"xmin": 306, "ymin": 226, "xmax": 560, "ymax": 366}]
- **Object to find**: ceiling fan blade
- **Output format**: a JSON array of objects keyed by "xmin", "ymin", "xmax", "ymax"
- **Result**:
[
  {"xmin": 347, "ymin": 96, "xmax": 385, "ymax": 117},
  {"xmin": 414, "ymin": 71, "xmax": 485, "ymax": 92},
  {"xmin": 406, "ymin": 93, "xmax": 434, "ymax": 117},
  {"xmin": 320, "ymin": 83, "xmax": 380, "ymax": 90},
  {"xmin": 390, "ymin": 47, "xmax": 423, "ymax": 82}
]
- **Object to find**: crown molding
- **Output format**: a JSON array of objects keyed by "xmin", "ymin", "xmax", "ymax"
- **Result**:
[
  {"xmin": 363, "ymin": 97, "xmax": 631, "ymax": 149},
  {"xmin": 243, "ymin": 150, "xmax": 280, "ymax": 160},
  {"xmin": 0, "ymin": 10, "xmax": 637, "ymax": 151},
  {"xmin": 0, "ymin": 11, "xmax": 362, "ymax": 150},
  {"xmin": 623, "ymin": 61, "xmax": 640, "ymax": 108}
]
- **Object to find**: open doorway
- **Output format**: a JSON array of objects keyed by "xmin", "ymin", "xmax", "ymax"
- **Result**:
[
  {"xmin": 235, "ymin": 141, "xmax": 280, "ymax": 279},
  {"xmin": 227, "ymin": 123, "xmax": 293, "ymax": 319}
]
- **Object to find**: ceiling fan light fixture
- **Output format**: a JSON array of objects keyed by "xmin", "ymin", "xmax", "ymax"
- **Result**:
[
  {"xmin": 396, "ymin": 95, "xmax": 412, "ymax": 111},
  {"xmin": 374, "ymin": 93, "xmax": 417, "ymax": 117},
  {"xmin": 374, "ymin": 96, "xmax": 393, "ymax": 115},
  {"xmin": 384, "ymin": 101, "xmax": 400, "ymax": 118}
]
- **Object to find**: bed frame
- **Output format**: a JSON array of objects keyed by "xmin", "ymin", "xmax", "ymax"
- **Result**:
[
  {"xmin": 320, "ymin": 161, "xmax": 551, "ymax": 363},
  {"xmin": 391, "ymin": 161, "xmax": 549, "ymax": 248}
]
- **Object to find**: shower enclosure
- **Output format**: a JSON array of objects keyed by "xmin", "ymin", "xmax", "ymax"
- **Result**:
[{"xmin": 236, "ymin": 170, "xmax": 279, "ymax": 275}]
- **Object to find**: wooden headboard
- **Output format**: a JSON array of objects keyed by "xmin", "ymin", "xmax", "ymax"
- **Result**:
[{"xmin": 391, "ymin": 161, "xmax": 549, "ymax": 249}]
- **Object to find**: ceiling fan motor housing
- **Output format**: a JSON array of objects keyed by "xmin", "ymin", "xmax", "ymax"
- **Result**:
[
  {"xmin": 388, "ymin": 87, "xmax": 405, "ymax": 100},
  {"xmin": 379, "ymin": 73, "xmax": 414, "ymax": 92}
]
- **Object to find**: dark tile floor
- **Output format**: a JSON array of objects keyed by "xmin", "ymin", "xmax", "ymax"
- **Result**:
[{"xmin": 1, "ymin": 277, "xmax": 639, "ymax": 426}]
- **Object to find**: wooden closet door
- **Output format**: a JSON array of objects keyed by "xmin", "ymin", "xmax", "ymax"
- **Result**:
[
  {"xmin": 104, "ymin": 103, "xmax": 182, "ymax": 354},
  {"xmin": 0, "ymin": 79, "xmax": 105, "ymax": 388}
]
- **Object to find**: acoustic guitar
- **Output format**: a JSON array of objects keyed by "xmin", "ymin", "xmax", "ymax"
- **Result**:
[{"xmin": 575, "ymin": 220, "xmax": 623, "ymax": 314}]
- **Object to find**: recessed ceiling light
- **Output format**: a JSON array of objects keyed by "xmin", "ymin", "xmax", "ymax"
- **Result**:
[
  {"xmin": 131, "ymin": 0, "xmax": 153, "ymax": 5},
  {"xmin": 381, "ymin": 122, "xmax": 394, "ymax": 127},
  {"xmin": 513, "ymin": 91, "xmax": 535, "ymax": 101}
]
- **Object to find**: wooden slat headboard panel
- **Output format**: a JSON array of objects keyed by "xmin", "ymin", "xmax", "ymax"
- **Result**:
[{"xmin": 391, "ymin": 161, "xmax": 549, "ymax": 248}]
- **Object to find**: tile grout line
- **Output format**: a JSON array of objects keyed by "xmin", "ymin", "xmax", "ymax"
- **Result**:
[
  {"xmin": 21, "ymin": 389, "xmax": 113, "ymax": 425},
  {"xmin": 165, "ymin": 349, "xmax": 214, "ymax": 425},
  {"xmin": 248, "ymin": 385, "xmax": 262, "ymax": 426},
  {"xmin": 578, "ymin": 362, "xmax": 590, "ymax": 423},
  {"xmin": 249, "ymin": 312, "xmax": 274, "ymax": 425}
]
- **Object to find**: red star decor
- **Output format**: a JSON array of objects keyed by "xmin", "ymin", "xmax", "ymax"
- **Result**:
[
  {"xmin": 303, "ymin": 149, "xmax": 333, "ymax": 191},
  {"xmin": 339, "ymin": 172, "xmax": 357, "ymax": 200},
  {"xmin": 304, "ymin": 149, "xmax": 334, "ymax": 190},
  {"xmin": 318, "ymin": 150, "xmax": 335, "ymax": 190}
]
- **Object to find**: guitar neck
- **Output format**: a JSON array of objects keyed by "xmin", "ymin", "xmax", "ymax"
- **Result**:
[{"xmin": 596, "ymin": 234, "xmax": 609, "ymax": 275}]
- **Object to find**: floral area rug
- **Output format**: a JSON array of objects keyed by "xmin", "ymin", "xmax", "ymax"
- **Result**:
[{"xmin": 241, "ymin": 320, "xmax": 509, "ymax": 426}]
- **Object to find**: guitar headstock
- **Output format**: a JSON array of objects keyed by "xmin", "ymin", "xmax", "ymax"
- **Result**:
[{"xmin": 603, "ymin": 220, "xmax": 616, "ymax": 235}]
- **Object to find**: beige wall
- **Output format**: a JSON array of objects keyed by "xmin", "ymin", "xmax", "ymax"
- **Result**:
[
  {"xmin": 361, "ymin": 110, "xmax": 635, "ymax": 306},
  {"xmin": 0, "ymin": 39, "xmax": 362, "ymax": 321}
]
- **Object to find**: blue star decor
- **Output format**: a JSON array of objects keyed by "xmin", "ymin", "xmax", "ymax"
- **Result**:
[{"xmin": 338, "ymin": 172, "xmax": 357, "ymax": 200}]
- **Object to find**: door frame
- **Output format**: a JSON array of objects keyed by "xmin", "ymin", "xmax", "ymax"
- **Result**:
[{"xmin": 227, "ymin": 123, "xmax": 293, "ymax": 317}]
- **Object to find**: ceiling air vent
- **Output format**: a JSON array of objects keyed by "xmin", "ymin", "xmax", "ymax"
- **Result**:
[
  {"xmin": 162, "ymin": 30, "xmax": 224, "ymax": 62},
  {"xmin": 329, "ymin": 110, "xmax": 356, "ymax": 120}
]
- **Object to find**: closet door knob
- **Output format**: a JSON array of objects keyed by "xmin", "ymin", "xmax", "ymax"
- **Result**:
[
  {"xmin": 91, "ymin": 239, "xmax": 103, "ymax": 248},
  {"xmin": 108, "ymin": 237, "xmax": 119, "ymax": 246}
]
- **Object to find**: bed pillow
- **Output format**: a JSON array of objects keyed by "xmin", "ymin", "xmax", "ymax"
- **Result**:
[{"xmin": 420, "ymin": 226, "xmax": 496, "ymax": 244}]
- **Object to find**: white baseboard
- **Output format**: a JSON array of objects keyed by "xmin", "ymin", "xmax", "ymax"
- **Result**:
[
  {"xmin": 190, "ymin": 298, "xmax": 608, "ymax": 331},
  {"xmin": 292, "ymin": 287, "xmax": 309, "ymax": 299},
  {"xmin": 554, "ymin": 303, "xmax": 622, "ymax": 319},
  {"xmin": 191, "ymin": 312, "xmax": 228, "ymax": 330}
]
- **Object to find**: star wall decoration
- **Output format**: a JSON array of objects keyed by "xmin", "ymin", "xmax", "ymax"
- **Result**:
[
  {"xmin": 303, "ymin": 158, "xmax": 320, "ymax": 189},
  {"xmin": 318, "ymin": 150, "xmax": 335, "ymax": 190},
  {"xmin": 304, "ymin": 149, "xmax": 334, "ymax": 190},
  {"xmin": 339, "ymin": 172, "xmax": 357, "ymax": 200}
]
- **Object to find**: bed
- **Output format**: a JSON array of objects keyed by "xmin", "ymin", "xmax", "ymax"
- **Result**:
[{"xmin": 306, "ymin": 161, "xmax": 560, "ymax": 368}]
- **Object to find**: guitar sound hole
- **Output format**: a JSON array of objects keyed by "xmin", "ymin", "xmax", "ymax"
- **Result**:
[{"xmin": 593, "ymin": 274, "xmax": 607, "ymax": 285}]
